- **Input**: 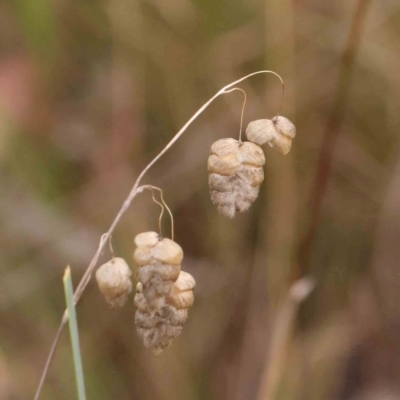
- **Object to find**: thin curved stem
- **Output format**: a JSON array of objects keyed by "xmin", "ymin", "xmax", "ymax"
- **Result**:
[
  {"xmin": 34, "ymin": 69, "xmax": 285, "ymax": 400},
  {"xmin": 224, "ymin": 88, "xmax": 247, "ymax": 142},
  {"xmin": 222, "ymin": 70, "xmax": 285, "ymax": 117},
  {"xmin": 108, "ymin": 235, "xmax": 115, "ymax": 260},
  {"xmin": 152, "ymin": 192, "xmax": 165, "ymax": 237},
  {"xmin": 33, "ymin": 319, "xmax": 64, "ymax": 400},
  {"xmin": 159, "ymin": 189, "xmax": 174, "ymax": 241},
  {"xmin": 137, "ymin": 185, "xmax": 174, "ymax": 240}
]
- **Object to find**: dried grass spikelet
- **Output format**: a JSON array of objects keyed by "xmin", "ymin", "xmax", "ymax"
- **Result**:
[
  {"xmin": 208, "ymin": 138, "xmax": 265, "ymax": 218},
  {"xmin": 246, "ymin": 116, "xmax": 296, "ymax": 155},
  {"xmin": 133, "ymin": 231, "xmax": 183, "ymax": 311},
  {"xmin": 134, "ymin": 270, "xmax": 195, "ymax": 355},
  {"xmin": 95, "ymin": 257, "xmax": 133, "ymax": 308}
]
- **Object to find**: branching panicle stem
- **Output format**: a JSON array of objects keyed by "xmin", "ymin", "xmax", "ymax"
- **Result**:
[{"xmin": 34, "ymin": 70, "xmax": 285, "ymax": 400}]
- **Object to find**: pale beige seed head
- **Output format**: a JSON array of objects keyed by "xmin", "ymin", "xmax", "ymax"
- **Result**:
[
  {"xmin": 268, "ymin": 133, "xmax": 292, "ymax": 155},
  {"xmin": 134, "ymin": 291, "xmax": 148, "ymax": 312},
  {"xmin": 134, "ymin": 272, "xmax": 194, "ymax": 356},
  {"xmin": 208, "ymin": 138, "xmax": 241, "ymax": 176},
  {"xmin": 133, "ymin": 235, "xmax": 183, "ymax": 312},
  {"xmin": 245, "ymin": 119, "xmax": 277, "ymax": 146},
  {"xmin": 96, "ymin": 257, "xmax": 132, "ymax": 308},
  {"xmin": 207, "ymin": 154, "xmax": 241, "ymax": 176},
  {"xmin": 133, "ymin": 246, "xmax": 154, "ymax": 266},
  {"xmin": 208, "ymin": 139, "xmax": 265, "ymax": 218},
  {"xmin": 272, "ymin": 116, "xmax": 296, "ymax": 139},
  {"xmin": 173, "ymin": 270, "xmax": 196, "ymax": 292},
  {"xmin": 138, "ymin": 263, "xmax": 180, "ymax": 285},
  {"xmin": 246, "ymin": 116, "xmax": 296, "ymax": 155},
  {"xmin": 237, "ymin": 166, "xmax": 264, "ymax": 187},
  {"xmin": 153, "ymin": 238, "xmax": 184, "ymax": 265},
  {"xmin": 168, "ymin": 291, "xmax": 194, "ymax": 310},
  {"xmin": 135, "ymin": 305, "xmax": 188, "ymax": 356},
  {"xmin": 168, "ymin": 271, "xmax": 195, "ymax": 310},
  {"xmin": 210, "ymin": 138, "xmax": 240, "ymax": 157},
  {"xmin": 238, "ymin": 141, "xmax": 266, "ymax": 166},
  {"xmin": 134, "ymin": 231, "xmax": 159, "ymax": 247}
]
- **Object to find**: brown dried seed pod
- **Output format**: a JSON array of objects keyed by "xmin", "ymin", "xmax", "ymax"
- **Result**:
[
  {"xmin": 133, "ymin": 246, "xmax": 154, "ymax": 266},
  {"xmin": 208, "ymin": 138, "xmax": 265, "ymax": 218},
  {"xmin": 268, "ymin": 131, "xmax": 292, "ymax": 155},
  {"xmin": 134, "ymin": 271, "xmax": 195, "ymax": 355},
  {"xmin": 95, "ymin": 257, "xmax": 132, "ymax": 308},
  {"xmin": 168, "ymin": 271, "xmax": 195, "ymax": 309},
  {"xmin": 138, "ymin": 262, "xmax": 180, "ymax": 285},
  {"xmin": 153, "ymin": 239, "xmax": 184, "ymax": 265},
  {"xmin": 134, "ymin": 231, "xmax": 159, "ymax": 247},
  {"xmin": 133, "ymin": 233, "xmax": 183, "ymax": 310},
  {"xmin": 246, "ymin": 116, "xmax": 296, "ymax": 155},
  {"xmin": 245, "ymin": 119, "xmax": 276, "ymax": 145},
  {"xmin": 210, "ymin": 137, "xmax": 239, "ymax": 156}
]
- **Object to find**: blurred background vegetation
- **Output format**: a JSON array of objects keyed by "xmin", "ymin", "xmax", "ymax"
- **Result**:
[{"xmin": 1, "ymin": 0, "xmax": 400, "ymax": 399}]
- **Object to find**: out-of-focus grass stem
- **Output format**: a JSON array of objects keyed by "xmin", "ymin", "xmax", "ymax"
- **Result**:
[{"xmin": 63, "ymin": 266, "xmax": 87, "ymax": 400}]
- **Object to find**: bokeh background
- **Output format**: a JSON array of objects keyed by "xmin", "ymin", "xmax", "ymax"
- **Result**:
[{"xmin": 1, "ymin": 0, "xmax": 400, "ymax": 399}]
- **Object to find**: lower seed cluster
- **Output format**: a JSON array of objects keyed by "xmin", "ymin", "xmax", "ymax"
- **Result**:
[
  {"xmin": 134, "ymin": 270, "xmax": 195, "ymax": 356},
  {"xmin": 133, "ymin": 232, "xmax": 195, "ymax": 355},
  {"xmin": 96, "ymin": 232, "xmax": 195, "ymax": 356}
]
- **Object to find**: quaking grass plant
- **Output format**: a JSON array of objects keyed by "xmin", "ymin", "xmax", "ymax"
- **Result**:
[{"xmin": 34, "ymin": 70, "xmax": 297, "ymax": 399}]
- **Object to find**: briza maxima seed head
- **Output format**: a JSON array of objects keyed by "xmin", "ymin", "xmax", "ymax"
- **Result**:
[
  {"xmin": 95, "ymin": 257, "xmax": 133, "ymax": 308},
  {"xmin": 134, "ymin": 271, "xmax": 196, "ymax": 355},
  {"xmin": 133, "ymin": 232, "xmax": 183, "ymax": 311},
  {"xmin": 246, "ymin": 116, "xmax": 296, "ymax": 155},
  {"xmin": 208, "ymin": 138, "xmax": 265, "ymax": 218}
]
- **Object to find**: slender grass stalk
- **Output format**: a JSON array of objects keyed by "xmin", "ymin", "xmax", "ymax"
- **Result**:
[
  {"xmin": 256, "ymin": 278, "xmax": 315, "ymax": 400},
  {"xmin": 63, "ymin": 266, "xmax": 87, "ymax": 400},
  {"xmin": 297, "ymin": 0, "xmax": 372, "ymax": 278}
]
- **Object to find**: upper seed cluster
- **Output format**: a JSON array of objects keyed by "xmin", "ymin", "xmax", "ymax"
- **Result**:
[{"xmin": 208, "ymin": 138, "xmax": 265, "ymax": 218}]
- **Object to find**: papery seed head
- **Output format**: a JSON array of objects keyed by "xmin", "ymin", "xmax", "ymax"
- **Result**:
[
  {"xmin": 134, "ymin": 291, "xmax": 148, "ymax": 312},
  {"xmin": 245, "ymin": 119, "xmax": 277, "ymax": 145},
  {"xmin": 237, "ymin": 165, "xmax": 264, "ymax": 187},
  {"xmin": 238, "ymin": 141, "xmax": 266, "ymax": 166},
  {"xmin": 210, "ymin": 138, "xmax": 240, "ymax": 157},
  {"xmin": 168, "ymin": 290, "xmax": 194, "ymax": 310},
  {"xmin": 268, "ymin": 133, "xmax": 292, "ymax": 155},
  {"xmin": 272, "ymin": 116, "xmax": 296, "ymax": 139},
  {"xmin": 135, "ymin": 307, "xmax": 186, "ymax": 356},
  {"xmin": 133, "ymin": 233, "xmax": 195, "ymax": 355},
  {"xmin": 134, "ymin": 231, "xmax": 159, "ymax": 247},
  {"xmin": 133, "ymin": 234, "xmax": 183, "ymax": 311},
  {"xmin": 207, "ymin": 154, "xmax": 241, "ymax": 176},
  {"xmin": 134, "ymin": 270, "xmax": 195, "ymax": 355},
  {"xmin": 168, "ymin": 271, "xmax": 195, "ymax": 310},
  {"xmin": 208, "ymin": 139, "xmax": 265, "ymax": 218},
  {"xmin": 173, "ymin": 270, "xmax": 196, "ymax": 292},
  {"xmin": 153, "ymin": 238, "xmax": 184, "ymax": 265},
  {"xmin": 138, "ymin": 263, "xmax": 180, "ymax": 285},
  {"xmin": 133, "ymin": 246, "xmax": 154, "ymax": 266},
  {"xmin": 246, "ymin": 116, "xmax": 296, "ymax": 155},
  {"xmin": 96, "ymin": 257, "xmax": 132, "ymax": 308}
]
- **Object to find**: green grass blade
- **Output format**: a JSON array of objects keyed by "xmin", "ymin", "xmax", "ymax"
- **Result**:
[{"xmin": 63, "ymin": 266, "xmax": 87, "ymax": 400}]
